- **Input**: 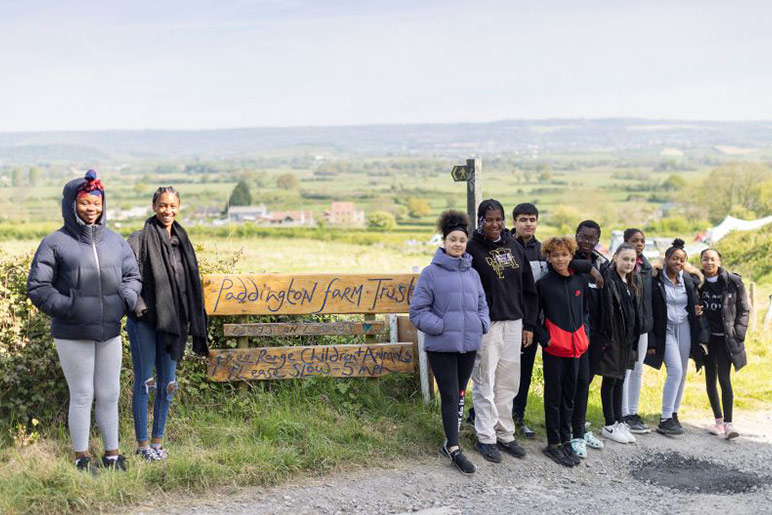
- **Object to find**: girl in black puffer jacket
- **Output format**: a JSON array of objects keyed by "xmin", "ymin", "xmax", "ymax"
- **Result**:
[{"xmin": 698, "ymin": 248, "xmax": 749, "ymax": 440}]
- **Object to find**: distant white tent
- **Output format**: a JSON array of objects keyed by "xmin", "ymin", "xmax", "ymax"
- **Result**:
[{"xmin": 705, "ymin": 215, "xmax": 772, "ymax": 243}]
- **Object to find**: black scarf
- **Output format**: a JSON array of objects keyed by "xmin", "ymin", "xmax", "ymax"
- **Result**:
[{"xmin": 137, "ymin": 216, "xmax": 208, "ymax": 360}]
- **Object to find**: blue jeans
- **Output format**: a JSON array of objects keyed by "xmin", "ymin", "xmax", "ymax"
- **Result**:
[{"xmin": 126, "ymin": 318, "xmax": 178, "ymax": 442}]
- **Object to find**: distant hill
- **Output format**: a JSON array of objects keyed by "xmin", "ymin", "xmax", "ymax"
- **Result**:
[{"xmin": 1, "ymin": 119, "xmax": 771, "ymax": 163}]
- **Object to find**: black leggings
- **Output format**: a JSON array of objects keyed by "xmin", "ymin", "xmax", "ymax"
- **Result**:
[
  {"xmin": 601, "ymin": 377, "xmax": 624, "ymax": 427},
  {"xmin": 705, "ymin": 335, "xmax": 734, "ymax": 422},
  {"xmin": 426, "ymin": 350, "xmax": 477, "ymax": 447}
]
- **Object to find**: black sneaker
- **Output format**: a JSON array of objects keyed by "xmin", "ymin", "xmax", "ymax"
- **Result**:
[
  {"xmin": 450, "ymin": 449, "xmax": 476, "ymax": 475},
  {"xmin": 497, "ymin": 439, "xmax": 526, "ymax": 458},
  {"xmin": 561, "ymin": 442, "xmax": 581, "ymax": 466},
  {"xmin": 657, "ymin": 418, "xmax": 684, "ymax": 436},
  {"xmin": 475, "ymin": 441, "xmax": 502, "ymax": 463},
  {"xmin": 672, "ymin": 413, "xmax": 683, "ymax": 430},
  {"xmin": 75, "ymin": 456, "xmax": 97, "ymax": 475},
  {"xmin": 514, "ymin": 416, "xmax": 537, "ymax": 439},
  {"xmin": 543, "ymin": 445, "xmax": 573, "ymax": 467},
  {"xmin": 101, "ymin": 454, "xmax": 128, "ymax": 471},
  {"xmin": 627, "ymin": 414, "xmax": 651, "ymax": 434}
]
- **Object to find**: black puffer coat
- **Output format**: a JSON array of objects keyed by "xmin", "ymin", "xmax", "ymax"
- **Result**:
[
  {"xmin": 698, "ymin": 267, "xmax": 749, "ymax": 371},
  {"xmin": 637, "ymin": 255, "xmax": 654, "ymax": 334},
  {"xmin": 590, "ymin": 265, "xmax": 642, "ymax": 379},
  {"xmin": 645, "ymin": 263, "xmax": 705, "ymax": 370},
  {"xmin": 27, "ymin": 175, "xmax": 142, "ymax": 341}
]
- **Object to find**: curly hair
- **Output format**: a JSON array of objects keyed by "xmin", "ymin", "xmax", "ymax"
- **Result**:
[
  {"xmin": 541, "ymin": 235, "xmax": 578, "ymax": 257},
  {"xmin": 437, "ymin": 210, "xmax": 470, "ymax": 237}
]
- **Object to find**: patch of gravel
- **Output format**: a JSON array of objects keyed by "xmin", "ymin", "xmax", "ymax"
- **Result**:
[{"xmin": 129, "ymin": 411, "xmax": 772, "ymax": 515}]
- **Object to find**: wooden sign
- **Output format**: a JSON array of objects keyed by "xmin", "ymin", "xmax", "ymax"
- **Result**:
[
  {"xmin": 207, "ymin": 343, "xmax": 415, "ymax": 381},
  {"xmin": 203, "ymin": 274, "xmax": 417, "ymax": 316},
  {"xmin": 223, "ymin": 321, "xmax": 386, "ymax": 337}
]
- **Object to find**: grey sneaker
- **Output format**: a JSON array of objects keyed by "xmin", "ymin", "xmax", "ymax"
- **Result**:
[
  {"xmin": 657, "ymin": 418, "xmax": 683, "ymax": 436},
  {"xmin": 626, "ymin": 415, "xmax": 651, "ymax": 434}
]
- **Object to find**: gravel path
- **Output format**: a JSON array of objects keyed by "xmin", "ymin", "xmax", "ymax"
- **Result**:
[{"xmin": 131, "ymin": 411, "xmax": 772, "ymax": 515}]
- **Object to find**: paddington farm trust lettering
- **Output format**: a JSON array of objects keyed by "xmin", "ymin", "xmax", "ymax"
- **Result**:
[
  {"xmin": 202, "ymin": 274, "xmax": 417, "ymax": 315},
  {"xmin": 207, "ymin": 343, "xmax": 415, "ymax": 381}
]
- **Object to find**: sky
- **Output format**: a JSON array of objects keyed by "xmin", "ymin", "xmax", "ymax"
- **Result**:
[{"xmin": 1, "ymin": 0, "xmax": 771, "ymax": 131}]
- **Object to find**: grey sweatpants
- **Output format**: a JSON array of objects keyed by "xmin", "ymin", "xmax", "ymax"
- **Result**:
[
  {"xmin": 622, "ymin": 333, "xmax": 648, "ymax": 417},
  {"xmin": 472, "ymin": 319, "xmax": 522, "ymax": 444},
  {"xmin": 55, "ymin": 337, "xmax": 122, "ymax": 453},
  {"xmin": 661, "ymin": 321, "xmax": 692, "ymax": 419}
]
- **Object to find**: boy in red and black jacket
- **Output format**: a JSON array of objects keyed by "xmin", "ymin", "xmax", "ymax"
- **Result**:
[{"xmin": 534, "ymin": 236, "xmax": 590, "ymax": 468}]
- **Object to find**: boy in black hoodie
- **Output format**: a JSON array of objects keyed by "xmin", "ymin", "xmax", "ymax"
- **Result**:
[{"xmin": 466, "ymin": 199, "xmax": 537, "ymax": 463}]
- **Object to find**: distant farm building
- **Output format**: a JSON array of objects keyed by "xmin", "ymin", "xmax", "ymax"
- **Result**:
[
  {"xmin": 324, "ymin": 202, "xmax": 365, "ymax": 226},
  {"xmin": 226, "ymin": 204, "xmax": 269, "ymax": 222},
  {"xmin": 225, "ymin": 204, "xmax": 315, "ymax": 227},
  {"xmin": 265, "ymin": 210, "xmax": 315, "ymax": 226}
]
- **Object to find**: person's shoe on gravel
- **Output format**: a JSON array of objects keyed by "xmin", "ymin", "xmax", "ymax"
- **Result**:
[
  {"xmin": 672, "ymin": 412, "xmax": 683, "ymax": 429},
  {"xmin": 440, "ymin": 442, "xmax": 452, "ymax": 460},
  {"xmin": 602, "ymin": 422, "xmax": 629, "ymax": 444},
  {"xmin": 543, "ymin": 444, "xmax": 573, "ymax": 467},
  {"xmin": 570, "ymin": 437, "xmax": 587, "ymax": 459},
  {"xmin": 583, "ymin": 431, "xmax": 604, "ymax": 449},
  {"xmin": 561, "ymin": 442, "xmax": 581, "ymax": 466},
  {"xmin": 657, "ymin": 418, "xmax": 684, "ymax": 436},
  {"xmin": 708, "ymin": 419, "xmax": 725, "ymax": 436},
  {"xmin": 626, "ymin": 414, "xmax": 650, "ymax": 434},
  {"xmin": 619, "ymin": 421, "xmax": 637, "ymax": 443},
  {"xmin": 449, "ymin": 449, "xmax": 476, "ymax": 475},
  {"xmin": 724, "ymin": 422, "xmax": 739, "ymax": 440},
  {"xmin": 475, "ymin": 441, "xmax": 502, "ymax": 463},
  {"xmin": 497, "ymin": 439, "xmax": 526, "ymax": 458}
]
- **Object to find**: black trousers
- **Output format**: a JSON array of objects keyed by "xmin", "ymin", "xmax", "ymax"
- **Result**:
[
  {"xmin": 572, "ymin": 352, "xmax": 592, "ymax": 438},
  {"xmin": 426, "ymin": 350, "xmax": 477, "ymax": 447},
  {"xmin": 705, "ymin": 335, "xmax": 734, "ymax": 422},
  {"xmin": 601, "ymin": 377, "xmax": 624, "ymax": 426},
  {"xmin": 512, "ymin": 340, "xmax": 538, "ymax": 420},
  {"xmin": 542, "ymin": 350, "xmax": 580, "ymax": 445}
]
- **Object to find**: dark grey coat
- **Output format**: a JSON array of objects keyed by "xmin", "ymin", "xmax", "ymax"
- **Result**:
[{"xmin": 27, "ymin": 176, "xmax": 142, "ymax": 341}]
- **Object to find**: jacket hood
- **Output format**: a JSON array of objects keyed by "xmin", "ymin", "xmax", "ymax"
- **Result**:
[
  {"xmin": 61, "ymin": 173, "xmax": 106, "ymax": 243},
  {"xmin": 431, "ymin": 247, "xmax": 473, "ymax": 271}
]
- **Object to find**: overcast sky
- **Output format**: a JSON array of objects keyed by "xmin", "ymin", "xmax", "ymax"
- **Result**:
[{"xmin": 1, "ymin": 0, "xmax": 770, "ymax": 131}]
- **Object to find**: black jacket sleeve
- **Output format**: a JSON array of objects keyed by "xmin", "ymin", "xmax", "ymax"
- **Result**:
[{"xmin": 520, "ymin": 245, "xmax": 538, "ymax": 331}]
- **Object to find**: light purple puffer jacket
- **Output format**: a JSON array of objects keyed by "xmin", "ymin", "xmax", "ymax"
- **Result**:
[{"xmin": 409, "ymin": 248, "xmax": 490, "ymax": 353}]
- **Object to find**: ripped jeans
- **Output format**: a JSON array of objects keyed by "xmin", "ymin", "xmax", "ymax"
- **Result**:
[{"xmin": 126, "ymin": 318, "xmax": 178, "ymax": 442}]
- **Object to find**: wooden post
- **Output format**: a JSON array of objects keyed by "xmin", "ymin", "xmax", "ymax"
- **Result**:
[
  {"xmin": 389, "ymin": 315, "xmax": 398, "ymax": 344},
  {"xmin": 466, "ymin": 158, "xmax": 482, "ymax": 230},
  {"xmin": 764, "ymin": 294, "xmax": 772, "ymax": 327},
  {"xmin": 412, "ymin": 265, "xmax": 431, "ymax": 404},
  {"xmin": 749, "ymin": 282, "xmax": 757, "ymax": 330},
  {"xmin": 364, "ymin": 313, "xmax": 376, "ymax": 343},
  {"xmin": 237, "ymin": 335, "xmax": 249, "ymax": 390}
]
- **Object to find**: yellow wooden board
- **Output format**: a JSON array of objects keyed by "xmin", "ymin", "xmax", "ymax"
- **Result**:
[
  {"xmin": 223, "ymin": 321, "xmax": 387, "ymax": 337},
  {"xmin": 203, "ymin": 274, "xmax": 417, "ymax": 315},
  {"xmin": 207, "ymin": 343, "xmax": 415, "ymax": 381}
]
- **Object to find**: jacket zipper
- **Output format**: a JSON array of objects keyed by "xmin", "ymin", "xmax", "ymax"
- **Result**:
[
  {"xmin": 91, "ymin": 226, "xmax": 104, "ymax": 340},
  {"xmin": 459, "ymin": 266, "xmax": 465, "ymax": 351},
  {"xmin": 565, "ymin": 278, "xmax": 577, "ymax": 357}
]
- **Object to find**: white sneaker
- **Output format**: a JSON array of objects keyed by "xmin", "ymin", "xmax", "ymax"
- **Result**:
[
  {"xmin": 620, "ymin": 422, "xmax": 637, "ymax": 443},
  {"xmin": 602, "ymin": 422, "xmax": 629, "ymax": 444}
]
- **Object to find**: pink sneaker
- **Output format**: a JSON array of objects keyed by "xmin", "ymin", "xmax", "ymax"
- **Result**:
[
  {"xmin": 724, "ymin": 423, "xmax": 739, "ymax": 440},
  {"xmin": 708, "ymin": 422, "xmax": 724, "ymax": 436}
]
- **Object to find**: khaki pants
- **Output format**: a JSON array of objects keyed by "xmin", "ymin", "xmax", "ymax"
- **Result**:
[{"xmin": 472, "ymin": 319, "xmax": 522, "ymax": 444}]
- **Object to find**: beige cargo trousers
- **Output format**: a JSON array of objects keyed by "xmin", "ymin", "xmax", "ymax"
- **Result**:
[{"xmin": 472, "ymin": 319, "xmax": 522, "ymax": 445}]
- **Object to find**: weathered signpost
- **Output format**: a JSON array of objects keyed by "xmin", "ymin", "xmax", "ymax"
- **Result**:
[
  {"xmin": 451, "ymin": 158, "xmax": 482, "ymax": 231},
  {"xmin": 203, "ymin": 273, "xmax": 425, "ymax": 392}
]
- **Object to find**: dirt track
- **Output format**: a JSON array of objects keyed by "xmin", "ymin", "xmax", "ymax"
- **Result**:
[{"xmin": 131, "ymin": 411, "xmax": 772, "ymax": 515}]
